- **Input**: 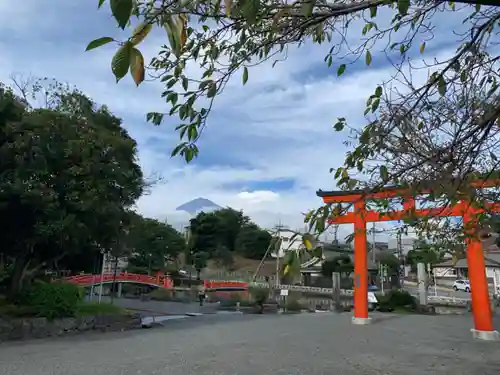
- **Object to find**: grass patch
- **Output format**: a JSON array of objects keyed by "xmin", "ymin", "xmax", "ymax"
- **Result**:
[{"xmin": 75, "ymin": 302, "xmax": 131, "ymax": 317}]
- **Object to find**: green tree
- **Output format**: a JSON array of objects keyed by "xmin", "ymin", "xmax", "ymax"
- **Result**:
[
  {"xmin": 212, "ymin": 245, "xmax": 235, "ymax": 269},
  {"xmin": 235, "ymin": 223, "xmax": 272, "ymax": 260},
  {"xmin": 0, "ymin": 81, "xmax": 144, "ymax": 295},
  {"xmin": 89, "ymin": 0, "xmax": 500, "ymax": 240},
  {"xmin": 214, "ymin": 208, "xmax": 250, "ymax": 251},
  {"xmin": 193, "ymin": 251, "xmax": 209, "ymax": 280},
  {"xmin": 189, "ymin": 208, "xmax": 252, "ymax": 259},
  {"xmin": 378, "ymin": 253, "xmax": 401, "ymax": 276},
  {"xmin": 321, "ymin": 255, "xmax": 354, "ymax": 279},
  {"xmin": 189, "ymin": 212, "xmax": 220, "ymax": 257},
  {"xmin": 126, "ymin": 213, "xmax": 186, "ymax": 274}
]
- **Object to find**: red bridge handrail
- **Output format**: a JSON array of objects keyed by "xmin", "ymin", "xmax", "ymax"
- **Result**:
[{"xmin": 64, "ymin": 273, "xmax": 248, "ymax": 290}]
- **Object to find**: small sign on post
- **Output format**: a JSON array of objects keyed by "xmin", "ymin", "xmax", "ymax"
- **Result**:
[{"xmin": 280, "ymin": 289, "xmax": 288, "ymax": 313}]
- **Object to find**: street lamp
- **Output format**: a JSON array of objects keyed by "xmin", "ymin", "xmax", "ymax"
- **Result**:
[
  {"xmin": 148, "ymin": 253, "xmax": 152, "ymax": 275},
  {"xmin": 98, "ymin": 249, "xmax": 108, "ymax": 304}
]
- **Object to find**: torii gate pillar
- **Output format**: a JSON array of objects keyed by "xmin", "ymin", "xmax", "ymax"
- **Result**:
[{"xmin": 352, "ymin": 199, "xmax": 371, "ymax": 324}]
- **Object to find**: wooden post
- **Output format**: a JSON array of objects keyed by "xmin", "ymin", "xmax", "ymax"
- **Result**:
[
  {"xmin": 331, "ymin": 272, "xmax": 342, "ymax": 312},
  {"xmin": 352, "ymin": 199, "xmax": 371, "ymax": 324},
  {"xmin": 464, "ymin": 209, "xmax": 498, "ymax": 341}
]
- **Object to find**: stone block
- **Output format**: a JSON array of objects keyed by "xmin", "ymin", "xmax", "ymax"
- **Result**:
[
  {"xmin": 30, "ymin": 317, "xmax": 50, "ymax": 338},
  {"xmin": 8, "ymin": 319, "xmax": 31, "ymax": 340},
  {"xmin": 76, "ymin": 315, "xmax": 95, "ymax": 331}
]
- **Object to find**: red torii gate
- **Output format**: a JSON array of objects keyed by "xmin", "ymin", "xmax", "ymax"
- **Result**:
[{"xmin": 317, "ymin": 179, "xmax": 500, "ymax": 341}]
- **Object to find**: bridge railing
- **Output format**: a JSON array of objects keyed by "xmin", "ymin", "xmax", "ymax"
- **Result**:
[{"xmin": 65, "ymin": 272, "xmax": 161, "ymax": 285}]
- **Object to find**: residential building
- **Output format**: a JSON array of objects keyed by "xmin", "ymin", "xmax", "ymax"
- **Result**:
[
  {"xmin": 270, "ymin": 229, "xmax": 303, "ymax": 258},
  {"xmin": 388, "ymin": 237, "xmax": 417, "ymax": 256}
]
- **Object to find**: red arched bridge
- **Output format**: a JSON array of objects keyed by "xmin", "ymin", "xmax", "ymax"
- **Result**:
[{"xmin": 64, "ymin": 272, "xmax": 249, "ymax": 291}]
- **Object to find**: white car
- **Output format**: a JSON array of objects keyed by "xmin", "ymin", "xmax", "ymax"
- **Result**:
[
  {"xmin": 368, "ymin": 292, "xmax": 378, "ymax": 311},
  {"xmin": 453, "ymin": 279, "xmax": 471, "ymax": 293}
]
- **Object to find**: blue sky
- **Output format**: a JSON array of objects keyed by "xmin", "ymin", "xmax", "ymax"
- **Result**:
[{"xmin": 0, "ymin": 1, "xmax": 477, "ymax": 240}]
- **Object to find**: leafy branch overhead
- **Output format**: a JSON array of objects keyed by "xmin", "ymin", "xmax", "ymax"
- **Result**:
[{"xmin": 88, "ymin": 0, "xmax": 500, "ymax": 238}]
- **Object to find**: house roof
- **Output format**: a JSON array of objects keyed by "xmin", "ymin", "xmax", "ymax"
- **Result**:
[{"xmin": 434, "ymin": 252, "xmax": 500, "ymax": 269}]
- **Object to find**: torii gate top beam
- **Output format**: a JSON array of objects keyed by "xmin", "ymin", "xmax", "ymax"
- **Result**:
[{"xmin": 316, "ymin": 178, "xmax": 500, "ymax": 224}]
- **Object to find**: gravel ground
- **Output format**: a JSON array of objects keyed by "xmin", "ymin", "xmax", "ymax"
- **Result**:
[{"xmin": 1, "ymin": 313, "xmax": 499, "ymax": 375}]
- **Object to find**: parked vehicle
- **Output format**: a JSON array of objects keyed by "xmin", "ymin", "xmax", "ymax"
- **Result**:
[
  {"xmin": 453, "ymin": 279, "xmax": 471, "ymax": 292},
  {"xmin": 368, "ymin": 284, "xmax": 379, "ymax": 292},
  {"xmin": 368, "ymin": 292, "xmax": 378, "ymax": 311}
]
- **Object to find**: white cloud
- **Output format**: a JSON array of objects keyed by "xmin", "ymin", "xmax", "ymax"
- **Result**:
[{"xmin": 0, "ymin": 1, "xmax": 468, "ymax": 242}]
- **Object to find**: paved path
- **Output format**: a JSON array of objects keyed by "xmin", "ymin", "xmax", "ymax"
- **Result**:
[
  {"xmin": 102, "ymin": 297, "xmax": 220, "ymax": 316},
  {"xmin": 404, "ymin": 285, "xmax": 471, "ymax": 300},
  {"xmin": 1, "ymin": 313, "xmax": 499, "ymax": 375}
]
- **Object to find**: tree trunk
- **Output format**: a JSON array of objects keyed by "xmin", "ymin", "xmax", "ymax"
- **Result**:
[{"xmin": 9, "ymin": 255, "xmax": 30, "ymax": 297}]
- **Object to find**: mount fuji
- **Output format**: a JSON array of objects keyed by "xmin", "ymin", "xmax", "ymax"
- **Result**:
[{"xmin": 175, "ymin": 197, "xmax": 222, "ymax": 216}]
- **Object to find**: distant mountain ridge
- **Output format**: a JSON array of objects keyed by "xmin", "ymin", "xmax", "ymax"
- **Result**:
[{"xmin": 176, "ymin": 197, "xmax": 222, "ymax": 215}]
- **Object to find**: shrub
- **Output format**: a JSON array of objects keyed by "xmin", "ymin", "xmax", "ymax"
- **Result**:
[
  {"xmin": 377, "ymin": 290, "xmax": 416, "ymax": 311},
  {"xmin": 284, "ymin": 298, "xmax": 303, "ymax": 312},
  {"xmin": 387, "ymin": 290, "xmax": 416, "ymax": 308},
  {"xmin": 24, "ymin": 281, "xmax": 83, "ymax": 320},
  {"xmin": 250, "ymin": 287, "xmax": 268, "ymax": 306}
]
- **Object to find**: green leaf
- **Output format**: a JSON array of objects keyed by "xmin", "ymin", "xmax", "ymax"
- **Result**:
[
  {"xmin": 375, "ymin": 86, "xmax": 382, "ymax": 97},
  {"xmin": 397, "ymin": 0, "xmax": 410, "ymax": 16},
  {"xmin": 242, "ymin": 66, "xmax": 249, "ymax": 85},
  {"xmin": 437, "ymin": 75, "xmax": 447, "ymax": 96},
  {"xmin": 327, "ymin": 55, "xmax": 332, "ymax": 67},
  {"xmin": 164, "ymin": 17, "xmax": 181, "ymax": 58},
  {"xmin": 85, "ymin": 37, "xmax": 114, "ymax": 51},
  {"xmin": 111, "ymin": 42, "xmax": 133, "ymax": 83},
  {"xmin": 301, "ymin": 0, "xmax": 314, "ymax": 17},
  {"xmin": 476, "ymin": 3, "xmax": 481, "ymax": 12},
  {"xmin": 337, "ymin": 64, "xmax": 346, "ymax": 76},
  {"xmin": 207, "ymin": 82, "xmax": 217, "ymax": 98},
  {"xmin": 110, "ymin": 0, "xmax": 133, "ymax": 29},
  {"xmin": 167, "ymin": 92, "xmax": 178, "ymax": 106},
  {"xmin": 182, "ymin": 77, "xmax": 189, "ymax": 91},
  {"xmin": 371, "ymin": 98, "xmax": 380, "ymax": 112},
  {"xmin": 188, "ymin": 125, "xmax": 198, "ymax": 141},
  {"xmin": 242, "ymin": 0, "xmax": 259, "ymax": 24},
  {"xmin": 171, "ymin": 142, "xmax": 187, "ymax": 157},
  {"xmin": 370, "ymin": 6, "xmax": 377, "ymax": 18},
  {"xmin": 365, "ymin": 50, "xmax": 372, "ymax": 66},
  {"xmin": 333, "ymin": 120, "xmax": 344, "ymax": 131},
  {"xmin": 147, "ymin": 112, "xmax": 164, "ymax": 126},
  {"xmin": 129, "ymin": 47, "xmax": 145, "ymax": 86},
  {"xmin": 98, "ymin": 0, "xmax": 106, "ymax": 8},
  {"xmin": 380, "ymin": 165, "xmax": 389, "ymax": 181}
]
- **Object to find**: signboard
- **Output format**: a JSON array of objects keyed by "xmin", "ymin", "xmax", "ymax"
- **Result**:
[{"xmin": 280, "ymin": 289, "xmax": 289, "ymax": 296}]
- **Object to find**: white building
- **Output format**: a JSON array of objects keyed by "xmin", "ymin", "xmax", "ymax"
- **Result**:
[
  {"xmin": 270, "ymin": 229, "xmax": 303, "ymax": 258},
  {"xmin": 388, "ymin": 237, "xmax": 417, "ymax": 256}
]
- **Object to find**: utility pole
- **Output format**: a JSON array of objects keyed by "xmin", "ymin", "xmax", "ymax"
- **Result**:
[
  {"xmin": 274, "ymin": 219, "xmax": 286, "ymax": 288},
  {"xmin": 397, "ymin": 231, "xmax": 404, "ymax": 288},
  {"xmin": 372, "ymin": 222, "xmax": 376, "ymax": 264},
  {"xmin": 332, "ymin": 224, "xmax": 339, "ymax": 245}
]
